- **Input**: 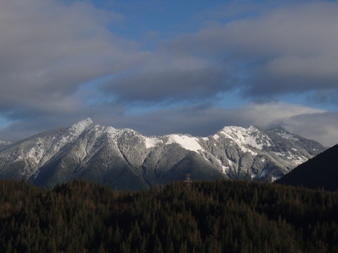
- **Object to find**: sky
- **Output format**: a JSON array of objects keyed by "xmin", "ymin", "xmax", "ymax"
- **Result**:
[{"xmin": 0, "ymin": 0, "xmax": 338, "ymax": 147}]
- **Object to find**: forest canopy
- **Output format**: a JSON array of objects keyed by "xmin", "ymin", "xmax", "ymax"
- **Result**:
[{"xmin": 1, "ymin": 179, "xmax": 338, "ymax": 253}]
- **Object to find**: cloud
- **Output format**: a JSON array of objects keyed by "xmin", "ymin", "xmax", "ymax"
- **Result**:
[
  {"xmin": 0, "ymin": 0, "xmax": 231, "ymax": 121},
  {"xmin": 280, "ymin": 111, "xmax": 338, "ymax": 148},
  {"xmin": 168, "ymin": 1, "xmax": 338, "ymax": 103},
  {"xmin": 91, "ymin": 102, "xmax": 331, "ymax": 145},
  {"xmin": 0, "ymin": 0, "xmax": 337, "ymax": 149},
  {"xmin": 103, "ymin": 66, "xmax": 227, "ymax": 104},
  {"xmin": 0, "ymin": 99, "xmax": 336, "ymax": 147},
  {"xmin": 3, "ymin": 0, "xmax": 338, "ymax": 111},
  {"xmin": 124, "ymin": 103, "xmax": 335, "ymax": 147},
  {"xmin": 0, "ymin": 0, "xmax": 142, "ymax": 115}
]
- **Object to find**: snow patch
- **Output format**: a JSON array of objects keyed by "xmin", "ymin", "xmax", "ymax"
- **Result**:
[
  {"xmin": 271, "ymin": 176, "xmax": 282, "ymax": 182},
  {"xmin": 272, "ymin": 151, "xmax": 286, "ymax": 157},
  {"xmin": 294, "ymin": 156, "xmax": 308, "ymax": 165},
  {"xmin": 144, "ymin": 137, "xmax": 162, "ymax": 149},
  {"xmin": 273, "ymin": 151, "xmax": 308, "ymax": 165},
  {"xmin": 166, "ymin": 134, "xmax": 203, "ymax": 153},
  {"xmin": 69, "ymin": 118, "xmax": 93, "ymax": 135},
  {"xmin": 219, "ymin": 126, "xmax": 272, "ymax": 155},
  {"xmin": 104, "ymin": 126, "xmax": 121, "ymax": 139},
  {"xmin": 221, "ymin": 165, "xmax": 230, "ymax": 173}
]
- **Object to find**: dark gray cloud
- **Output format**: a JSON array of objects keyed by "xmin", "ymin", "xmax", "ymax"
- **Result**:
[
  {"xmin": 3, "ymin": 0, "xmax": 337, "ymax": 110},
  {"xmin": 168, "ymin": 1, "xmax": 338, "ymax": 102},
  {"xmin": 104, "ymin": 66, "xmax": 227, "ymax": 104}
]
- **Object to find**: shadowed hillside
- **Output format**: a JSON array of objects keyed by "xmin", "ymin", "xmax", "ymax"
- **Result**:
[{"xmin": 276, "ymin": 144, "xmax": 338, "ymax": 191}]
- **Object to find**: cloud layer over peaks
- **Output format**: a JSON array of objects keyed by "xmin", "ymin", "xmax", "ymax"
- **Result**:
[{"xmin": 0, "ymin": 0, "xmax": 337, "ymax": 147}]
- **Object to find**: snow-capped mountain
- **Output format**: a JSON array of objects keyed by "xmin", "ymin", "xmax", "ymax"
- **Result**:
[{"xmin": 0, "ymin": 118, "xmax": 325, "ymax": 190}]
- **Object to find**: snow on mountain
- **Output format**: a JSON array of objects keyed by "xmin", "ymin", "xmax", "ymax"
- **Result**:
[
  {"xmin": 221, "ymin": 125, "xmax": 273, "ymax": 149},
  {"xmin": 166, "ymin": 134, "xmax": 203, "ymax": 153},
  {"xmin": 144, "ymin": 137, "xmax": 163, "ymax": 149},
  {"xmin": 53, "ymin": 118, "xmax": 94, "ymax": 152},
  {"xmin": 70, "ymin": 117, "xmax": 93, "ymax": 134},
  {"xmin": 0, "ymin": 140, "xmax": 11, "ymax": 147},
  {"xmin": 0, "ymin": 118, "xmax": 326, "ymax": 190}
]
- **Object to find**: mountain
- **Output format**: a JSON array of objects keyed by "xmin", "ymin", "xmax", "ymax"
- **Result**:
[
  {"xmin": 276, "ymin": 144, "xmax": 338, "ymax": 191},
  {"xmin": 0, "ymin": 118, "xmax": 325, "ymax": 190}
]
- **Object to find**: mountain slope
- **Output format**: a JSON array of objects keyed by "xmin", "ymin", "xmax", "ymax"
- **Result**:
[
  {"xmin": 276, "ymin": 144, "xmax": 338, "ymax": 191},
  {"xmin": 0, "ymin": 118, "xmax": 325, "ymax": 190}
]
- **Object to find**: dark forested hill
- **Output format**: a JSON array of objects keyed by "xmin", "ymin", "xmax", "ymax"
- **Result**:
[
  {"xmin": 1, "ymin": 179, "xmax": 338, "ymax": 253},
  {"xmin": 276, "ymin": 144, "xmax": 338, "ymax": 191}
]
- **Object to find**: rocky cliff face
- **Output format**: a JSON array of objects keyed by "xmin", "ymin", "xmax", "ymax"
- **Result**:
[{"xmin": 0, "ymin": 118, "xmax": 326, "ymax": 190}]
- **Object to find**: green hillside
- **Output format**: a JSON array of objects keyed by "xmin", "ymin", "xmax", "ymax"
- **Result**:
[{"xmin": 1, "ymin": 179, "xmax": 338, "ymax": 253}]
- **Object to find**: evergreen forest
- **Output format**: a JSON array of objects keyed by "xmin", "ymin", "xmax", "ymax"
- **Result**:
[{"xmin": 1, "ymin": 179, "xmax": 338, "ymax": 253}]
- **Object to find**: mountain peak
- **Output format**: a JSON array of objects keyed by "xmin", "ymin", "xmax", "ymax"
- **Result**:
[
  {"xmin": 71, "ymin": 118, "xmax": 93, "ymax": 128},
  {"xmin": 220, "ymin": 125, "xmax": 259, "ymax": 133},
  {"xmin": 268, "ymin": 126, "xmax": 299, "ymax": 141},
  {"xmin": 68, "ymin": 118, "xmax": 94, "ymax": 135},
  {"xmin": 268, "ymin": 126, "xmax": 288, "ymax": 133},
  {"xmin": 80, "ymin": 117, "xmax": 93, "ymax": 125},
  {"xmin": 248, "ymin": 125, "xmax": 260, "ymax": 131}
]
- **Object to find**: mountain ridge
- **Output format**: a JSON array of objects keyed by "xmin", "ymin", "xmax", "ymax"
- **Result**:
[{"xmin": 0, "ymin": 118, "xmax": 326, "ymax": 190}]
